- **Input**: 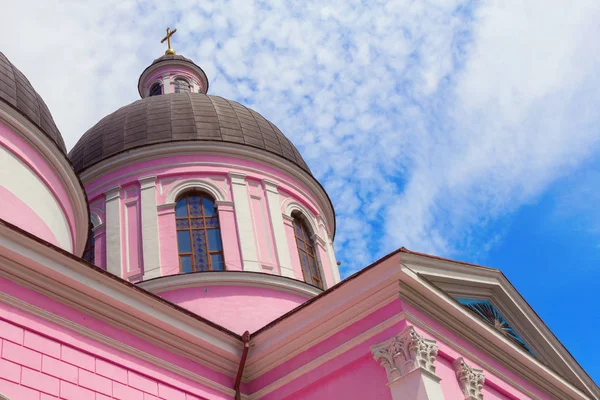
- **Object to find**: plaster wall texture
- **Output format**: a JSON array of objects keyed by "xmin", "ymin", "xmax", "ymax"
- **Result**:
[
  {"xmin": 157, "ymin": 285, "xmax": 309, "ymax": 335},
  {"xmin": 83, "ymin": 153, "xmax": 337, "ymax": 288},
  {"xmin": 0, "ymin": 121, "xmax": 77, "ymax": 252}
]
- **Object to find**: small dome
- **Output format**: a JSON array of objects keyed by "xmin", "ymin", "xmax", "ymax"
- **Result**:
[
  {"xmin": 69, "ymin": 93, "xmax": 311, "ymax": 174},
  {"xmin": 0, "ymin": 52, "xmax": 65, "ymax": 153}
]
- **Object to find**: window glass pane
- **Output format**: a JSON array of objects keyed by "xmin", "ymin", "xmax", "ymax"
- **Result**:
[
  {"xmin": 177, "ymin": 231, "xmax": 191, "ymax": 253},
  {"xmin": 175, "ymin": 198, "xmax": 188, "ymax": 218},
  {"xmin": 188, "ymin": 195, "xmax": 202, "ymax": 216},
  {"xmin": 211, "ymin": 254, "xmax": 224, "ymax": 270},
  {"xmin": 190, "ymin": 218, "xmax": 204, "ymax": 228},
  {"xmin": 174, "ymin": 79, "xmax": 190, "ymax": 93},
  {"xmin": 150, "ymin": 83, "xmax": 162, "ymax": 96},
  {"xmin": 203, "ymin": 197, "xmax": 216, "ymax": 216},
  {"xmin": 192, "ymin": 230, "xmax": 208, "ymax": 271},
  {"xmin": 180, "ymin": 256, "xmax": 193, "ymax": 273},
  {"xmin": 176, "ymin": 219, "xmax": 189, "ymax": 229},
  {"xmin": 294, "ymin": 222, "xmax": 303, "ymax": 239},
  {"xmin": 296, "ymin": 239, "xmax": 306, "ymax": 250},
  {"xmin": 308, "ymin": 257, "xmax": 318, "ymax": 276},
  {"xmin": 207, "ymin": 229, "xmax": 223, "ymax": 251}
]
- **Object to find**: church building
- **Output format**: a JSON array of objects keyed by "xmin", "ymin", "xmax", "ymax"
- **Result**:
[{"xmin": 0, "ymin": 30, "xmax": 598, "ymax": 400}]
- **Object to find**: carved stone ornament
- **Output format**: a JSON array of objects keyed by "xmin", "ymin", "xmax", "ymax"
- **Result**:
[
  {"xmin": 371, "ymin": 326, "xmax": 439, "ymax": 382},
  {"xmin": 453, "ymin": 357, "xmax": 485, "ymax": 400}
]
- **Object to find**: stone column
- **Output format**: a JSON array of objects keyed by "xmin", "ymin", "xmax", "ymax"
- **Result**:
[
  {"xmin": 229, "ymin": 172, "xmax": 260, "ymax": 272},
  {"xmin": 139, "ymin": 176, "xmax": 161, "ymax": 280},
  {"xmin": 371, "ymin": 326, "xmax": 445, "ymax": 400},
  {"xmin": 104, "ymin": 186, "xmax": 123, "ymax": 278},
  {"xmin": 262, "ymin": 179, "xmax": 295, "ymax": 278},
  {"xmin": 453, "ymin": 357, "xmax": 485, "ymax": 400}
]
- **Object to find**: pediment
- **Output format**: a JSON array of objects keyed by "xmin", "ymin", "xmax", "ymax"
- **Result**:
[{"xmin": 397, "ymin": 248, "xmax": 598, "ymax": 399}]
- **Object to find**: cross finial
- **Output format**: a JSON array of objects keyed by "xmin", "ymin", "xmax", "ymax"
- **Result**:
[{"xmin": 161, "ymin": 27, "xmax": 177, "ymax": 55}]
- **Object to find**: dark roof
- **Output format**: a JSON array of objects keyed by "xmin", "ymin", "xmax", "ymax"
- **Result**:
[
  {"xmin": 69, "ymin": 93, "xmax": 311, "ymax": 174},
  {"xmin": 0, "ymin": 52, "xmax": 66, "ymax": 153},
  {"xmin": 151, "ymin": 54, "xmax": 195, "ymax": 66}
]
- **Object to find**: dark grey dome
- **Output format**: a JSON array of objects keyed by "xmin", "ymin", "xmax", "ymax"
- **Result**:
[
  {"xmin": 68, "ymin": 93, "xmax": 310, "ymax": 174},
  {"xmin": 0, "ymin": 52, "xmax": 65, "ymax": 152}
]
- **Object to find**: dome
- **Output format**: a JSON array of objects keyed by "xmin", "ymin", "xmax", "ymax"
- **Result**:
[
  {"xmin": 0, "ymin": 52, "xmax": 66, "ymax": 153},
  {"xmin": 68, "ymin": 93, "xmax": 311, "ymax": 174}
]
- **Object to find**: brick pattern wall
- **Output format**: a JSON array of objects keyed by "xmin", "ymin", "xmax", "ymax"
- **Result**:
[{"xmin": 0, "ymin": 319, "xmax": 204, "ymax": 400}]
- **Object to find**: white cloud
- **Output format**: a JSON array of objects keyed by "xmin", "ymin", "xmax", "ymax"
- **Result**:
[{"xmin": 2, "ymin": 0, "xmax": 600, "ymax": 275}]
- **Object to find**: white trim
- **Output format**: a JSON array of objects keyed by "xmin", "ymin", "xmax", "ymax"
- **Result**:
[
  {"xmin": 283, "ymin": 201, "xmax": 320, "ymax": 238},
  {"xmin": 137, "ymin": 271, "xmax": 321, "ymax": 299},
  {"xmin": 77, "ymin": 142, "xmax": 334, "ymax": 241},
  {"xmin": 262, "ymin": 180, "xmax": 295, "ymax": 279},
  {"xmin": 139, "ymin": 176, "xmax": 161, "ymax": 280},
  {"xmin": 0, "ymin": 103, "xmax": 89, "ymax": 256},
  {"xmin": 90, "ymin": 213, "xmax": 102, "ymax": 228},
  {"xmin": 0, "ymin": 223, "xmax": 241, "ymax": 374},
  {"xmin": 165, "ymin": 178, "xmax": 226, "ymax": 203},
  {"xmin": 0, "ymin": 289, "xmax": 235, "ymax": 398},
  {"xmin": 228, "ymin": 172, "xmax": 260, "ymax": 272},
  {"xmin": 104, "ymin": 186, "xmax": 122, "ymax": 277}
]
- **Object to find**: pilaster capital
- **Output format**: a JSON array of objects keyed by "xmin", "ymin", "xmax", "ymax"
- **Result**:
[
  {"xmin": 262, "ymin": 178, "xmax": 279, "ymax": 194},
  {"xmin": 228, "ymin": 172, "xmax": 247, "ymax": 185},
  {"xmin": 138, "ymin": 175, "xmax": 157, "ymax": 190},
  {"xmin": 104, "ymin": 186, "xmax": 122, "ymax": 202},
  {"xmin": 371, "ymin": 326, "xmax": 438, "ymax": 383},
  {"xmin": 453, "ymin": 357, "xmax": 485, "ymax": 400}
]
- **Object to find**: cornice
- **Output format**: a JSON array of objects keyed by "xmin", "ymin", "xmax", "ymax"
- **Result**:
[
  {"xmin": 137, "ymin": 271, "xmax": 322, "ymax": 299},
  {"xmin": 0, "ymin": 221, "xmax": 242, "ymax": 378}
]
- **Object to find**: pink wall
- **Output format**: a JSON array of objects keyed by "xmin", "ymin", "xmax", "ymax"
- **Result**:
[
  {"xmin": 0, "ymin": 318, "xmax": 210, "ymax": 400},
  {"xmin": 247, "ymin": 179, "xmax": 278, "ymax": 273},
  {"xmin": 284, "ymin": 354, "xmax": 392, "ymax": 400},
  {"xmin": 0, "ymin": 276, "xmax": 233, "ymax": 396},
  {"xmin": 158, "ymin": 285, "xmax": 309, "ymax": 335},
  {"xmin": 0, "ymin": 122, "xmax": 80, "ymax": 251}
]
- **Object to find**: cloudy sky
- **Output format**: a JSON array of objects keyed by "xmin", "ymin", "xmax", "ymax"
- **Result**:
[{"xmin": 2, "ymin": 0, "xmax": 600, "ymax": 382}]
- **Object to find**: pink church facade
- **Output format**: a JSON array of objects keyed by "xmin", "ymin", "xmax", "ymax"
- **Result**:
[{"xmin": 0, "ymin": 43, "xmax": 598, "ymax": 400}]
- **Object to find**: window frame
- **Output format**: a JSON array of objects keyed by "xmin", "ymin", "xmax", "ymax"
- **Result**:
[
  {"xmin": 292, "ymin": 213, "xmax": 324, "ymax": 289},
  {"xmin": 149, "ymin": 82, "xmax": 163, "ymax": 96},
  {"xmin": 175, "ymin": 191, "xmax": 225, "ymax": 273},
  {"xmin": 173, "ymin": 77, "xmax": 191, "ymax": 93}
]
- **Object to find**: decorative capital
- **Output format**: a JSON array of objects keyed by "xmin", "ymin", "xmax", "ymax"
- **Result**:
[
  {"xmin": 453, "ymin": 357, "xmax": 485, "ymax": 400},
  {"xmin": 371, "ymin": 326, "xmax": 438, "ymax": 383}
]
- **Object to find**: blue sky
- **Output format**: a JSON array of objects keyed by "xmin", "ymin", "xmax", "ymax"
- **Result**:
[{"xmin": 1, "ymin": 0, "xmax": 599, "ymax": 383}]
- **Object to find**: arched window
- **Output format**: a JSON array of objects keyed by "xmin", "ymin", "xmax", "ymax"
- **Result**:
[
  {"xmin": 292, "ymin": 215, "xmax": 323, "ymax": 289},
  {"xmin": 175, "ymin": 192, "xmax": 224, "ymax": 273},
  {"xmin": 82, "ymin": 214, "xmax": 101, "ymax": 265},
  {"xmin": 174, "ymin": 78, "xmax": 190, "ymax": 93},
  {"xmin": 149, "ymin": 83, "xmax": 162, "ymax": 96}
]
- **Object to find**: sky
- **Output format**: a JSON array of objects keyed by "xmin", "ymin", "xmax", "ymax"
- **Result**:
[{"xmin": 1, "ymin": 0, "xmax": 599, "ymax": 384}]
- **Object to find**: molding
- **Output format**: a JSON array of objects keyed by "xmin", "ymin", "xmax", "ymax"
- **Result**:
[
  {"xmin": 262, "ymin": 178, "xmax": 279, "ymax": 194},
  {"xmin": 0, "ymin": 223, "xmax": 241, "ymax": 374},
  {"xmin": 138, "ymin": 175, "xmax": 158, "ymax": 190},
  {"xmin": 453, "ymin": 357, "xmax": 485, "ymax": 400},
  {"xmin": 165, "ymin": 178, "xmax": 226, "ymax": 203},
  {"xmin": 215, "ymin": 200, "xmax": 235, "ymax": 208},
  {"xmin": 0, "ymin": 104, "xmax": 89, "ymax": 256},
  {"xmin": 228, "ymin": 171, "xmax": 247, "ymax": 185},
  {"xmin": 77, "ymin": 142, "xmax": 335, "ymax": 241},
  {"xmin": 0, "ymin": 289, "xmax": 235, "ymax": 398},
  {"xmin": 371, "ymin": 325, "xmax": 438, "ymax": 383},
  {"xmin": 262, "ymin": 181, "xmax": 295, "ymax": 279},
  {"xmin": 246, "ymin": 311, "xmax": 408, "ymax": 399},
  {"xmin": 104, "ymin": 185, "xmax": 122, "ymax": 201},
  {"xmin": 104, "ymin": 185, "xmax": 122, "ymax": 277},
  {"xmin": 399, "ymin": 251, "xmax": 600, "ymax": 399},
  {"xmin": 137, "ymin": 271, "xmax": 321, "ymax": 299},
  {"xmin": 157, "ymin": 202, "xmax": 176, "ymax": 211}
]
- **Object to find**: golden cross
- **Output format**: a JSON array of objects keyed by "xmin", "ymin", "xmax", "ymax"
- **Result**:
[{"xmin": 161, "ymin": 27, "xmax": 177, "ymax": 55}]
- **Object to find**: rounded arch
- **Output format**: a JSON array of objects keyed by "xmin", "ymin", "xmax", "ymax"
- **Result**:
[
  {"xmin": 0, "ymin": 393, "xmax": 11, "ymax": 399},
  {"xmin": 90, "ymin": 212, "xmax": 102, "ymax": 228},
  {"xmin": 149, "ymin": 81, "xmax": 163, "ymax": 96},
  {"xmin": 166, "ymin": 179, "xmax": 226, "ymax": 204},
  {"xmin": 284, "ymin": 201, "xmax": 319, "ymax": 238}
]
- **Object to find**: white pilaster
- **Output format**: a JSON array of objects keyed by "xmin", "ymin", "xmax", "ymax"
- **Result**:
[
  {"xmin": 229, "ymin": 172, "xmax": 260, "ymax": 272},
  {"xmin": 453, "ymin": 358, "xmax": 485, "ymax": 400},
  {"xmin": 262, "ymin": 179, "xmax": 295, "ymax": 278},
  {"xmin": 104, "ymin": 186, "xmax": 123, "ymax": 278},
  {"xmin": 371, "ymin": 326, "xmax": 445, "ymax": 400},
  {"xmin": 139, "ymin": 176, "xmax": 161, "ymax": 280},
  {"xmin": 320, "ymin": 223, "xmax": 340, "ymax": 284}
]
